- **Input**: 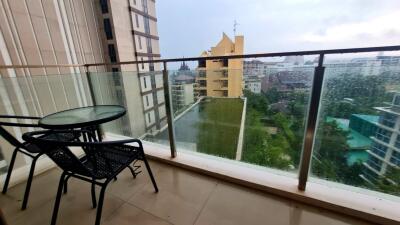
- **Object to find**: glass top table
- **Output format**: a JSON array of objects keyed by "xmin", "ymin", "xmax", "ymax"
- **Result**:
[{"xmin": 39, "ymin": 105, "xmax": 126, "ymax": 129}]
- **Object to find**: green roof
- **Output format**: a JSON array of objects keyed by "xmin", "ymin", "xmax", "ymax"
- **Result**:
[
  {"xmin": 326, "ymin": 117, "xmax": 371, "ymax": 149},
  {"xmin": 351, "ymin": 114, "xmax": 379, "ymax": 123}
]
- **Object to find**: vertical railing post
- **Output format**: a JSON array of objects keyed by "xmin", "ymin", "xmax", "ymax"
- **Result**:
[
  {"xmin": 85, "ymin": 65, "xmax": 103, "ymax": 140},
  {"xmin": 162, "ymin": 61, "xmax": 177, "ymax": 158},
  {"xmin": 85, "ymin": 65, "xmax": 97, "ymax": 106},
  {"xmin": 298, "ymin": 54, "xmax": 325, "ymax": 190}
]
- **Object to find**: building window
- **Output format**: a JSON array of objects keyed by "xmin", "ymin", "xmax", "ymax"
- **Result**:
[
  {"xmin": 198, "ymin": 60, "xmax": 206, "ymax": 68},
  {"xmin": 367, "ymin": 156, "xmax": 382, "ymax": 172},
  {"xmin": 103, "ymin": 19, "xmax": 113, "ymax": 40},
  {"xmin": 147, "ymin": 113, "xmax": 151, "ymax": 123},
  {"xmin": 141, "ymin": 57, "xmax": 145, "ymax": 69},
  {"xmin": 199, "ymin": 80, "xmax": 206, "ymax": 87},
  {"xmin": 375, "ymin": 128, "xmax": 391, "ymax": 143},
  {"xmin": 199, "ymin": 71, "xmax": 206, "ymax": 77},
  {"xmin": 135, "ymin": 14, "xmax": 139, "ymax": 28},
  {"xmin": 390, "ymin": 151, "xmax": 400, "ymax": 166},
  {"xmin": 100, "ymin": 0, "xmax": 108, "ymax": 13},
  {"xmin": 146, "ymin": 37, "xmax": 152, "ymax": 53},
  {"xmin": 108, "ymin": 44, "xmax": 116, "ymax": 62},
  {"xmin": 133, "ymin": 0, "xmax": 136, "ymax": 5},
  {"xmin": 222, "ymin": 59, "xmax": 228, "ymax": 67},
  {"xmin": 116, "ymin": 90, "xmax": 123, "ymax": 100},
  {"xmin": 143, "ymin": 76, "xmax": 147, "ymax": 89},
  {"xmin": 113, "ymin": 72, "xmax": 121, "ymax": 86},
  {"xmin": 394, "ymin": 95, "xmax": 400, "ymax": 106},
  {"xmin": 371, "ymin": 142, "xmax": 387, "ymax": 158},
  {"xmin": 379, "ymin": 112, "xmax": 397, "ymax": 128},
  {"xmin": 395, "ymin": 136, "xmax": 400, "ymax": 149},
  {"xmin": 144, "ymin": 18, "xmax": 150, "ymax": 33},
  {"xmin": 138, "ymin": 36, "xmax": 142, "ymax": 49},
  {"xmin": 112, "ymin": 68, "xmax": 119, "ymax": 72},
  {"xmin": 141, "ymin": 0, "xmax": 148, "ymax": 13},
  {"xmin": 223, "ymin": 90, "xmax": 228, "ymax": 97},
  {"xmin": 145, "ymin": 95, "xmax": 149, "ymax": 106}
]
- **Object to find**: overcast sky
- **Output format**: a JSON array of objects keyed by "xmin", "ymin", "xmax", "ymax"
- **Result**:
[{"xmin": 156, "ymin": 0, "xmax": 400, "ymax": 59}]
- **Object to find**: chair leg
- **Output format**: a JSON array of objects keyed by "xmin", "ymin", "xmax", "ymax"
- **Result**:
[
  {"xmin": 94, "ymin": 184, "xmax": 108, "ymax": 225},
  {"xmin": 91, "ymin": 180, "xmax": 97, "ymax": 209},
  {"xmin": 51, "ymin": 172, "xmax": 67, "ymax": 225},
  {"xmin": 21, "ymin": 156, "xmax": 39, "ymax": 210},
  {"xmin": 63, "ymin": 174, "xmax": 72, "ymax": 194},
  {"xmin": 142, "ymin": 154, "xmax": 158, "ymax": 193},
  {"xmin": 2, "ymin": 148, "xmax": 18, "ymax": 194}
]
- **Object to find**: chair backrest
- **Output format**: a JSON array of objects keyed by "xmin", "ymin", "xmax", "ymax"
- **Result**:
[
  {"xmin": 22, "ymin": 130, "xmax": 93, "ymax": 177},
  {"xmin": 0, "ymin": 115, "xmax": 40, "ymax": 148},
  {"xmin": 0, "ymin": 126, "xmax": 22, "ymax": 148}
]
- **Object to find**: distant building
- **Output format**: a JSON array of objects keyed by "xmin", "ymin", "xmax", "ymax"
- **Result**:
[
  {"xmin": 244, "ymin": 75, "xmax": 262, "ymax": 93},
  {"xmin": 261, "ymin": 71, "xmax": 311, "ymax": 93},
  {"xmin": 244, "ymin": 60, "xmax": 264, "ymax": 76},
  {"xmin": 361, "ymin": 94, "xmax": 400, "ymax": 184},
  {"xmin": 171, "ymin": 62, "xmax": 195, "ymax": 112},
  {"xmin": 196, "ymin": 33, "xmax": 244, "ymax": 97},
  {"xmin": 325, "ymin": 56, "xmax": 400, "ymax": 77},
  {"xmin": 284, "ymin": 55, "xmax": 304, "ymax": 65}
]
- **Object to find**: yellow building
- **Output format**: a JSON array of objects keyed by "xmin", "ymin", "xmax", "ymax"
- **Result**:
[{"xmin": 196, "ymin": 33, "xmax": 244, "ymax": 97}]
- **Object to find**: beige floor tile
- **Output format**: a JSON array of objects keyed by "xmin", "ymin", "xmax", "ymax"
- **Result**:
[
  {"xmin": 289, "ymin": 203, "xmax": 373, "ymax": 225},
  {"xmin": 0, "ymin": 169, "xmax": 61, "ymax": 222},
  {"xmin": 11, "ymin": 180, "xmax": 124, "ymax": 225},
  {"xmin": 0, "ymin": 160, "xmax": 377, "ymax": 225},
  {"xmin": 107, "ymin": 160, "xmax": 163, "ymax": 201},
  {"xmin": 194, "ymin": 182, "xmax": 374, "ymax": 225},
  {"xmin": 103, "ymin": 202, "xmax": 172, "ymax": 225},
  {"xmin": 128, "ymin": 166, "xmax": 218, "ymax": 225},
  {"xmin": 194, "ymin": 182, "xmax": 292, "ymax": 225}
]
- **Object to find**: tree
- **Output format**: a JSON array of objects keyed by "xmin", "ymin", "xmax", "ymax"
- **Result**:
[{"xmin": 244, "ymin": 90, "xmax": 268, "ymax": 114}]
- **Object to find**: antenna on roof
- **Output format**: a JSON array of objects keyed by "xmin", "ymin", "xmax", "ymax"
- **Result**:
[{"xmin": 233, "ymin": 19, "xmax": 239, "ymax": 36}]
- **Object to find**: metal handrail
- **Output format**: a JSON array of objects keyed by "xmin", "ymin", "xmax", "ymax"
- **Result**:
[{"xmin": 0, "ymin": 45, "xmax": 399, "ymax": 69}]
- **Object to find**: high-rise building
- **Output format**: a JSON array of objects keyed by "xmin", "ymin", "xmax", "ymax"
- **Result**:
[
  {"xmin": 362, "ymin": 94, "xmax": 400, "ymax": 184},
  {"xmin": 195, "ymin": 33, "xmax": 244, "ymax": 97},
  {"xmin": 0, "ymin": 0, "xmax": 165, "ymax": 140}
]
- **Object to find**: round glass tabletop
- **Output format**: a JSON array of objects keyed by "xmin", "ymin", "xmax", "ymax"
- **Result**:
[{"xmin": 39, "ymin": 105, "xmax": 126, "ymax": 129}]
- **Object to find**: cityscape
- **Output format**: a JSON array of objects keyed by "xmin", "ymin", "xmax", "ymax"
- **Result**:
[
  {"xmin": 0, "ymin": 0, "xmax": 399, "ymax": 225},
  {"xmin": 142, "ymin": 33, "xmax": 400, "ymax": 197}
]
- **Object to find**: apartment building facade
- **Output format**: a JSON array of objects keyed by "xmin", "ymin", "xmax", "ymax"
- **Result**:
[
  {"xmin": 0, "ymin": 0, "xmax": 163, "ymax": 171},
  {"xmin": 362, "ymin": 94, "xmax": 400, "ymax": 184},
  {"xmin": 196, "ymin": 33, "xmax": 244, "ymax": 97}
]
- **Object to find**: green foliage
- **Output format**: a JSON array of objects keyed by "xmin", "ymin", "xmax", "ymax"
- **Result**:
[
  {"xmin": 242, "ymin": 108, "xmax": 291, "ymax": 169},
  {"xmin": 312, "ymin": 121, "xmax": 363, "ymax": 185},
  {"xmin": 263, "ymin": 87, "xmax": 282, "ymax": 103},
  {"xmin": 244, "ymin": 90, "xmax": 268, "ymax": 113},
  {"xmin": 323, "ymin": 74, "xmax": 386, "ymax": 118},
  {"xmin": 375, "ymin": 167, "xmax": 400, "ymax": 196}
]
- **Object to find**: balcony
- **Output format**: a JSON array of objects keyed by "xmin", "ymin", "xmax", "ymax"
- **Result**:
[{"xmin": 1, "ymin": 46, "xmax": 400, "ymax": 225}]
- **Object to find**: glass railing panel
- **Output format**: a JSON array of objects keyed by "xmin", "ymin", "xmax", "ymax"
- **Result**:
[
  {"xmin": 310, "ymin": 53, "xmax": 400, "ymax": 199},
  {"xmin": 0, "ymin": 72, "xmax": 93, "ymax": 175},
  {"xmin": 88, "ymin": 71, "xmax": 170, "ymax": 148},
  {"xmin": 154, "ymin": 63, "xmax": 315, "ymax": 174},
  {"xmin": 242, "ymin": 64, "xmax": 314, "ymax": 173}
]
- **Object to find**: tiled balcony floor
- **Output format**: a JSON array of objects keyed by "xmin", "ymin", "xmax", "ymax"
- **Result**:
[{"xmin": 0, "ymin": 160, "xmax": 373, "ymax": 225}]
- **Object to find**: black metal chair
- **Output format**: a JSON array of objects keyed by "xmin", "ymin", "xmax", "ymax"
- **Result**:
[
  {"xmin": 22, "ymin": 130, "xmax": 158, "ymax": 225},
  {"xmin": 0, "ymin": 115, "xmax": 79, "ymax": 210}
]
